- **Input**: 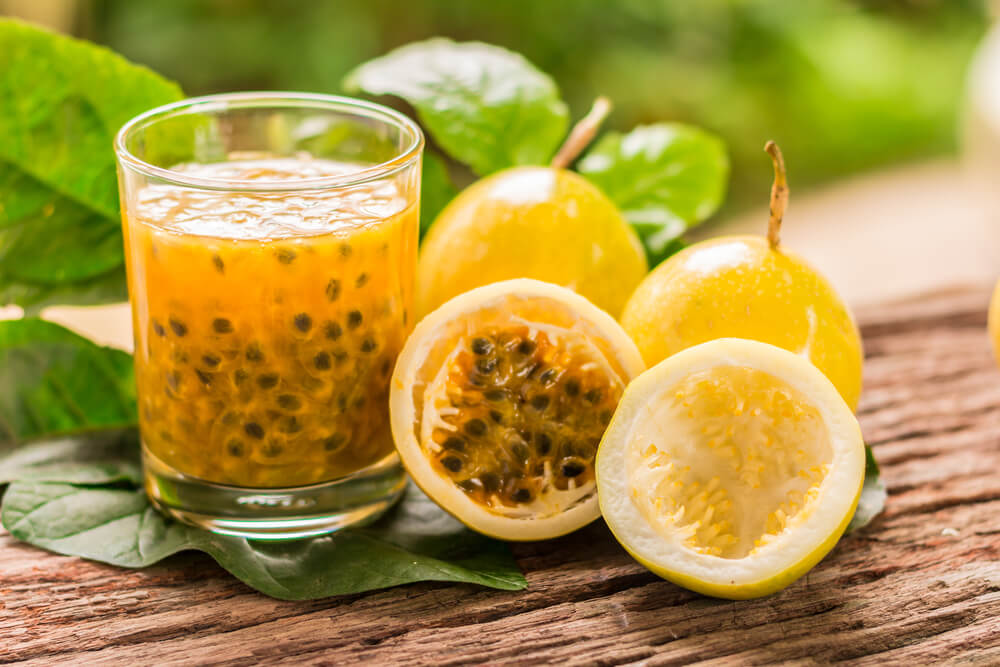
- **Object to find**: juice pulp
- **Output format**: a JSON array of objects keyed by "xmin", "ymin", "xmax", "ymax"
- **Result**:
[{"xmin": 123, "ymin": 157, "xmax": 418, "ymax": 488}]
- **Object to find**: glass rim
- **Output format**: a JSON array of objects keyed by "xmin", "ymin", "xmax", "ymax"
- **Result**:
[{"xmin": 114, "ymin": 91, "xmax": 425, "ymax": 192}]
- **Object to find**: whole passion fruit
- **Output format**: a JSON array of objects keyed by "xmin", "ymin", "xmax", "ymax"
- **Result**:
[{"xmin": 621, "ymin": 142, "xmax": 863, "ymax": 409}]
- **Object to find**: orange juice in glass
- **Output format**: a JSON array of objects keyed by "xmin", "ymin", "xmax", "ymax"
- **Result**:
[{"xmin": 115, "ymin": 94, "xmax": 422, "ymax": 538}]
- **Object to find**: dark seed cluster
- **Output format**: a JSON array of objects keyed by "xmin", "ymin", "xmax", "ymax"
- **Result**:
[{"xmin": 428, "ymin": 325, "xmax": 623, "ymax": 511}]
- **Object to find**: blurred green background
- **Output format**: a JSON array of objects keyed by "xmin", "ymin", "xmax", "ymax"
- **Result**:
[{"xmin": 2, "ymin": 0, "xmax": 991, "ymax": 214}]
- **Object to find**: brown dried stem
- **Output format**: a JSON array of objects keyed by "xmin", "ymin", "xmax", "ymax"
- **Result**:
[
  {"xmin": 764, "ymin": 140, "xmax": 789, "ymax": 249},
  {"xmin": 551, "ymin": 97, "xmax": 613, "ymax": 170}
]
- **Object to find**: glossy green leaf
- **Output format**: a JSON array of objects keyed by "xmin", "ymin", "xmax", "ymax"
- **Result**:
[
  {"xmin": 578, "ymin": 123, "xmax": 728, "ymax": 266},
  {"xmin": 419, "ymin": 151, "xmax": 458, "ymax": 239},
  {"xmin": 0, "ymin": 430, "xmax": 139, "ymax": 485},
  {"xmin": 0, "ymin": 268, "xmax": 128, "ymax": 317},
  {"xmin": 345, "ymin": 38, "xmax": 569, "ymax": 176},
  {"xmin": 847, "ymin": 445, "xmax": 887, "ymax": 533},
  {"xmin": 0, "ymin": 439, "xmax": 526, "ymax": 599},
  {"xmin": 0, "ymin": 318, "xmax": 136, "ymax": 446},
  {"xmin": 0, "ymin": 19, "xmax": 182, "ymax": 308}
]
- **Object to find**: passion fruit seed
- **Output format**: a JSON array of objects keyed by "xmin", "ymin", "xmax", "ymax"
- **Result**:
[
  {"xmin": 212, "ymin": 255, "xmax": 225, "ymax": 273},
  {"xmin": 348, "ymin": 311, "xmax": 363, "ymax": 329},
  {"xmin": 169, "ymin": 317, "xmax": 188, "ymax": 337},
  {"xmin": 246, "ymin": 343, "xmax": 264, "ymax": 362},
  {"xmin": 213, "ymin": 318, "xmax": 233, "ymax": 334},
  {"xmin": 465, "ymin": 418, "xmax": 488, "ymax": 437},
  {"xmin": 293, "ymin": 313, "xmax": 312, "ymax": 332},
  {"xmin": 277, "ymin": 394, "xmax": 302, "ymax": 411},
  {"xmin": 444, "ymin": 436, "xmax": 466, "ymax": 450},
  {"xmin": 314, "ymin": 351, "xmax": 332, "ymax": 370},
  {"xmin": 560, "ymin": 458, "xmax": 586, "ymax": 478},
  {"xmin": 279, "ymin": 416, "xmax": 303, "ymax": 434},
  {"xmin": 356, "ymin": 273, "xmax": 369, "ymax": 288},
  {"xmin": 244, "ymin": 422, "xmax": 265, "ymax": 439},
  {"xmin": 152, "ymin": 320, "xmax": 166, "ymax": 337},
  {"xmin": 325, "ymin": 321, "xmax": 343, "ymax": 340},
  {"xmin": 471, "ymin": 337, "xmax": 493, "ymax": 355},
  {"xmin": 325, "ymin": 279, "xmax": 341, "ymax": 301},
  {"xmin": 275, "ymin": 248, "xmax": 297, "ymax": 264},
  {"xmin": 512, "ymin": 488, "xmax": 533, "ymax": 503},
  {"xmin": 257, "ymin": 373, "xmax": 279, "ymax": 390},
  {"xmin": 531, "ymin": 394, "xmax": 550, "ymax": 410},
  {"xmin": 476, "ymin": 358, "xmax": 497, "ymax": 374}
]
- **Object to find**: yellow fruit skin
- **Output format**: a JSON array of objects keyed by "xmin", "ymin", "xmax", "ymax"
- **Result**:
[
  {"xmin": 611, "ymin": 479, "xmax": 861, "ymax": 600},
  {"xmin": 621, "ymin": 236, "xmax": 863, "ymax": 410},
  {"xmin": 990, "ymin": 281, "xmax": 1000, "ymax": 366},
  {"xmin": 417, "ymin": 166, "xmax": 648, "ymax": 319}
]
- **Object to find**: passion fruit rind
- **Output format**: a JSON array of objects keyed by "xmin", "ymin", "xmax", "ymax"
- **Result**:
[{"xmin": 390, "ymin": 279, "xmax": 646, "ymax": 542}]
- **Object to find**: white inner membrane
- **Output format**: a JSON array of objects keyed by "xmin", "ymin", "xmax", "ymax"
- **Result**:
[{"xmin": 627, "ymin": 366, "xmax": 833, "ymax": 559}]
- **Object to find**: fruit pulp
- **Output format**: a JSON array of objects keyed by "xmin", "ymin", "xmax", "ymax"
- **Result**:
[
  {"xmin": 390, "ymin": 279, "xmax": 646, "ymax": 541},
  {"xmin": 123, "ymin": 156, "xmax": 418, "ymax": 488}
]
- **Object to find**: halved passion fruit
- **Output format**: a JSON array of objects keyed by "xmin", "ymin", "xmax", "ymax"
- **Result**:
[
  {"xmin": 597, "ymin": 338, "xmax": 865, "ymax": 599},
  {"xmin": 390, "ymin": 279, "xmax": 645, "ymax": 540}
]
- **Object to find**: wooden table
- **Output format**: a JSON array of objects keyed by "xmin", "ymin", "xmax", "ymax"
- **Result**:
[{"xmin": 2, "ymin": 287, "xmax": 999, "ymax": 665}]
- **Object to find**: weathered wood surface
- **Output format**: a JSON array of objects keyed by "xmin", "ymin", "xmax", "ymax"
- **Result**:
[{"xmin": 2, "ymin": 287, "xmax": 999, "ymax": 666}]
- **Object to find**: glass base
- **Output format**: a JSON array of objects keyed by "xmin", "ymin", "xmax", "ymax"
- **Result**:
[{"xmin": 143, "ymin": 445, "xmax": 407, "ymax": 540}]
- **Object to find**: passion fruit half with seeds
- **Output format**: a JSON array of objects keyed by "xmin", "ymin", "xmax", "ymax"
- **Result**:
[{"xmin": 390, "ymin": 279, "xmax": 645, "ymax": 540}]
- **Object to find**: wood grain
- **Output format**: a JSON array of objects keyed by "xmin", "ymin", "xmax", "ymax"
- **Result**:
[{"xmin": 2, "ymin": 287, "xmax": 999, "ymax": 666}]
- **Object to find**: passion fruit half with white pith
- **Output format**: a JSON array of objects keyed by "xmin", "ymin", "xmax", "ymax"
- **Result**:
[
  {"xmin": 390, "ymin": 279, "xmax": 645, "ymax": 541},
  {"xmin": 597, "ymin": 338, "xmax": 865, "ymax": 599}
]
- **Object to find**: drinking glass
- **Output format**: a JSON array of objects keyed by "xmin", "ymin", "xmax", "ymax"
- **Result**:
[{"xmin": 115, "ymin": 92, "xmax": 423, "ymax": 538}]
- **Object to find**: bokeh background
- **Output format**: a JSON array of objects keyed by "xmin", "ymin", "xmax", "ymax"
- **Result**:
[
  {"xmin": 3, "ymin": 0, "xmax": 999, "ymax": 322},
  {"xmin": 1, "ymin": 0, "xmax": 990, "ymax": 209}
]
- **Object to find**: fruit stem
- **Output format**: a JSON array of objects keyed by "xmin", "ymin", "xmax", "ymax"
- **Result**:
[
  {"xmin": 551, "ymin": 96, "xmax": 613, "ymax": 169},
  {"xmin": 764, "ymin": 141, "xmax": 789, "ymax": 249}
]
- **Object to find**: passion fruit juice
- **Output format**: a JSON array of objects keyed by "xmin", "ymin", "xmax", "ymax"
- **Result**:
[{"xmin": 123, "ymin": 157, "xmax": 417, "ymax": 488}]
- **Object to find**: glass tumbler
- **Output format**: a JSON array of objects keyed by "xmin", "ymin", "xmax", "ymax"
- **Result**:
[{"xmin": 115, "ymin": 93, "xmax": 423, "ymax": 538}]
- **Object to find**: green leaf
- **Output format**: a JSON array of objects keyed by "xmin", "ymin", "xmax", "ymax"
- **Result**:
[
  {"xmin": 0, "ymin": 267, "xmax": 128, "ymax": 317},
  {"xmin": 345, "ymin": 38, "xmax": 569, "ymax": 176},
  {"xmin": 0, "ymin": 437, "xmax": 526, "ymax": 599},
  {"xmin": 419, "ymin": 151, "xmax": 458, "ymax": 239},
  {"xmin": 847, "ymin": 444, "xmax": 887, "ymax": 533},
  {"xmin": 0, "ymin": 318, "xmax": 137, "ymax": 446},
  {"xmin": 0, "ymin": 430, "xmax": 139, "ymax": 485},
  {"xmin": 0, "ymin": 19, "xmax": 183, "ymax": 308},
  {"xmin": 577, "ymin": 123, "xmax": 729, "ymax": 266}
]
